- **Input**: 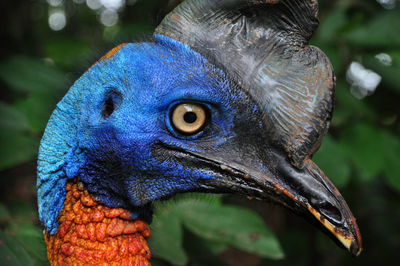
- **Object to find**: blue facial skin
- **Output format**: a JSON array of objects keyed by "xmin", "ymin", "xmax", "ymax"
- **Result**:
[{"xmin": 37, "ymin": 34, "xmax": 262, "ymax": 234}]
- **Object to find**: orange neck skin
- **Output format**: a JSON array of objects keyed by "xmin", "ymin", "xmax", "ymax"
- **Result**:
[{"xmin": 45, "ymin": 180, "xmax": 151, "ymax": 266}]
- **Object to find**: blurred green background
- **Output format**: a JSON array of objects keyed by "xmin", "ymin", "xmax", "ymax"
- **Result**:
[{"xmin": 0, "ymin": 0, "xmax": 399, "ymax": 265}]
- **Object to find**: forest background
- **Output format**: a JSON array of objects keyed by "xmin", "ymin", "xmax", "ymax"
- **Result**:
[{"xmin": 0, "ymin": 0, "xmax": 399, "ymax": 265}]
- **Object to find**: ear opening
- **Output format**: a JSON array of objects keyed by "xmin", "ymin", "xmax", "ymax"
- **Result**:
[{"xmin": 102, "ymin": 90, "xmax": 122, "ymax": 119}]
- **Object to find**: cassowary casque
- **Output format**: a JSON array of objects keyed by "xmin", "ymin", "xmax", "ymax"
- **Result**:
[{"xmin": 37, "ymin": 0, "xmax": 362, "ymax": 264}]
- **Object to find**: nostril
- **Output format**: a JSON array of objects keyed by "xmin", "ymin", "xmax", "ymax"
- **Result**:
[{"xmin": 318, "ymin": 203, "xmax": 343, "ymax": 226}]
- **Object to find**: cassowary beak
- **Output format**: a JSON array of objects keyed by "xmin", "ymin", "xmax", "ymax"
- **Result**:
[
  {"xmin": 276, "ymin": 158, "xmax": 362, "ymax": 256},
  {"xmin": 156, "ymin": 0, "xmax": 362, "ymax": 256},
  {"xmin": 193, "ymin": 151, "xmax": 362, "ymax": 256}
]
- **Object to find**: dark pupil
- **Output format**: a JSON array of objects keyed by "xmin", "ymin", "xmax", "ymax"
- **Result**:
[{"xmin": 183, "ymin": 112, "xmax": 197, "ymax": 124}]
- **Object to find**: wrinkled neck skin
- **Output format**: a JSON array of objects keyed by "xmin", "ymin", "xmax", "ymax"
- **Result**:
[{"xmin": 45, "ymin": 179, "xmax": 151, "ymax": 265}]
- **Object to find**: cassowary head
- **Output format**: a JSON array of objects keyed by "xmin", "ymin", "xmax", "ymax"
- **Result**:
[{"xmin": 38, "ymin": 0, "xmax": 362, "ymax": 259}]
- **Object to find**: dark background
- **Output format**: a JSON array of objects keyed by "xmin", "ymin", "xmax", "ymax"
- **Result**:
[{"xmin": 0, "ymin": 0, "xmax": 399, "ymax": 265}]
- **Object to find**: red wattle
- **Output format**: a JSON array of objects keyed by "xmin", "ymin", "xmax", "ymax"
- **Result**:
[{"xmin": 45, "ymin": 180, "xmax": 151, "ymax": 265}]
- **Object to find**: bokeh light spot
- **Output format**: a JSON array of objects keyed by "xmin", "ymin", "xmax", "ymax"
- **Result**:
[
  {"xmin": 47, "ymin": 0, "xmax": 64, "ymax": 7},
  {"xmin": 375, "ymin": 53, "xmax": 393, "ymax": 66},
  {"xmin": 376, "ymin": 0, "xmax": 397, "ymax": 9},
  {"xmin": 100, "ymin": 9, "xmax": 119, "ymax": 27},
  {"xmin": 346, "ymin": 62, "xmax": 382, "ymax": 99},
  {"xmin": 100, "ymin": 0, "xmax": 125, "ymax": 10},
  {"xmin": 87, "ymin": 0, "xmax": 102, "ymax": 10},
  {"xmin": 48, "ymin": 11, "xmax": 67, "ymax": 31}
]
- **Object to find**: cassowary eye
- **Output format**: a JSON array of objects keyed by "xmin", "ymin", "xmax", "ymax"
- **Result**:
[{"xmin": 171, "ymin": 103, "xmax": 208, "ymax": 135}]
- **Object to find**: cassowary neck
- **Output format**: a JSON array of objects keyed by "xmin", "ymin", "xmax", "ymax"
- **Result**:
[{"xmin": 45, "ymin": 179, "xmax": 151, "ymax": 265}]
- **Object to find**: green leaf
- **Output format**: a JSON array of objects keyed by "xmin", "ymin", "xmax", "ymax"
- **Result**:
[
  {"xmin": 0, "ymin": 56, "xmax": 68, "ymax": 133},
  {"xmin": 10, "ymin": 224, "xmax": 48, "ymax": 265},
  {"xmin": 315, "ymin": 5, "xmax": 348, "ymax": 43},
  {"xmin": 0, "ymin": 55, "xmax": 67, "ymax": 94},
  {"xmin": 315, "ymin": 44, "xmax": 344, "ymax": 75},
  {"xmin": 151, "ymin": 194, "xmax": 283, "ymax": 263},
  {"xmin": 332, "ymin": 81, "xmax": 377, "ymax": 127},
  {"xmin": 149, "ymin": 202, "xmax": 188, "ymax": 265},
  {"xmin": 339, "ymin": 123, "xmax": 386, "ymax": 181},
  {"xmin": 344, "ymin": 10, "xmax": 400, "ymax": 49},
  {"xmin": 44, "ymin": 38, "xmax": 91, "ymax": 69},
  {"xmin": 183, "ymin": 230, "xmax": 228, "ymax": 265},
  {"xmin": 313, "ymin": 135, "xmax": 351, "ymax": 188},
  {"xmin": 0, "ymin": 235, "xmax": 21, "ymax": 266},
  {"xmin": 380, "ymin": 132, "xmax": 400, "ymax": 192},
  {"xmin": 337, "ymin": 123, "xmax": 400, "ymax": 190},
  {"xmin": 14, "ymin": 95, "xmax": 57, "ymax": 133},
  {"xmin": 0, "ymin": 130, "xmax": 38, "ymax": 171},
  {"xmin": 0, "ymin": 232, "xmax": 35, "ymax": 266},
  {"xmin": 178, "ymin": 200, "xmax": 284, "ymax": 260},
  {"xmin": 0, "ymin": 102, "xmax": 30, "ymax": 132}
]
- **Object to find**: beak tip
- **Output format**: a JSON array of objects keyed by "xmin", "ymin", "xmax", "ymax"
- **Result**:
[
  {"xmin": 350, "ymin": 240, "xmax": 362, "ymax": 257},
  {"xmin": 307, "ymin": 204, "xmax": 362, "ymax": 256}
]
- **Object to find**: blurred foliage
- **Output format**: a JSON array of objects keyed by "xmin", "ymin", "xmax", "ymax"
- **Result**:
[
  {"xmin": 0, "ymin": 201, "xmax": 48, "ymax": 266},
  {"xmin": 0, "ymin": 0, "xmax": 399, "ymax": 265},
  {"xmin": 150, "ymin": 194, "xmax": 283, "ymax": 265}
]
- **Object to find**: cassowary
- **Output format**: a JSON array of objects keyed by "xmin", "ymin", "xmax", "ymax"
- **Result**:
[{"xmin": 37, "ymin": 0, "xmax": 362, "ymax": 264}]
